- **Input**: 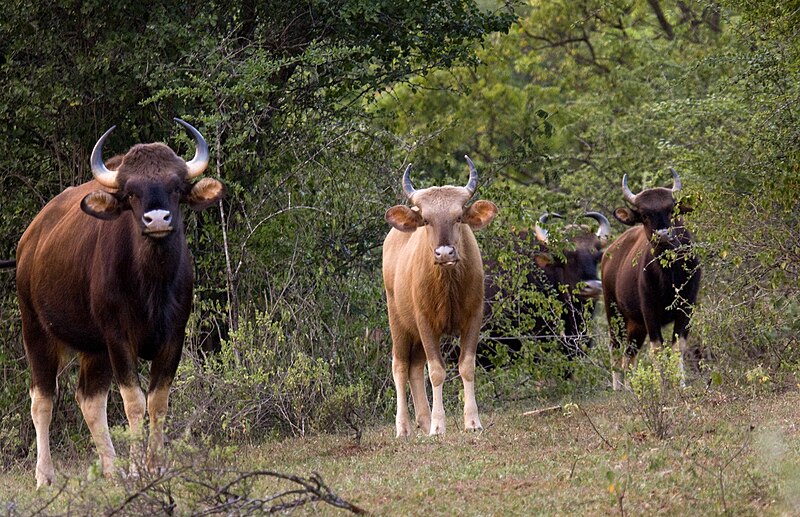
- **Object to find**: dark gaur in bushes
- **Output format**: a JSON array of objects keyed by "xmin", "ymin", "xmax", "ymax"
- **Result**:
[
  {"xmin": 382, "ymin": 156, "xmax": 497, "ymax": 437},
  {"xmin": 484, "ymin": 211, "xmax": 610, "ymax": 360},
  {"xmin": 601, "ymin": 168, "xmax": 701, "ymax": 390},
  {"xmin": 15, "ymin": 118, "xmax": 225, "ymax": 488}
]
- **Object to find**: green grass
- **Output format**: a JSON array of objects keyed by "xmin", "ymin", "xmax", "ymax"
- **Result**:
[{"xmin": 2, "ymin": 388, "xmax": 799, "ymax": 515}]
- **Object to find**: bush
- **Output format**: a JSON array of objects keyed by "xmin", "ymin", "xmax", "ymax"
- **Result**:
[
  {"xmin": 628, "ymin": 347, "xmax": 687, "ymax": 439},
  {"xmin": 172, "ymin": 302, "xmax": 388, "ymax": 442}
]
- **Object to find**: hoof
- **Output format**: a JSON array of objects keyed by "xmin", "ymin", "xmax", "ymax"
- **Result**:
[
  {"xmin": 464, "ymin": 418, "xmax": 483, "ymax": 432},
  {"xmin": 429, "ymin": 419, "xmax": 446, "ymax": 436},
  {"xmin": 395, "ymin": 422, "xmax": 413, "ymax": 438},
  {"xmin": 35, "ymin": 472, "xmax": 54, "ymax": 489},
  {"xmin": 416, "ymin": 417, "xmax": 431, "ymax": 433}
]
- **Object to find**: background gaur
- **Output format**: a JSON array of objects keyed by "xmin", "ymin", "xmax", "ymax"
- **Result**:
[
  {"xmin": 602, "ymin": 168, "xmax": 702, "ymax": 390},
  {"xmin": 482, "ymin": 212, "xmax": 611, "ymax": 371}
]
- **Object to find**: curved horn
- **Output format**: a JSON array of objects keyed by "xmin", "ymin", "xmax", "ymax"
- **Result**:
[
  {"xmin": 535, "ymin": 212, "xmax": 561, "ymax": 243},
  {"xmin": 401, "ymin": 163, "xmax": 415, "ymax": 198},
  {"xmin": 584, "ymin": 211, "xmax": 611, "ymax": 241},
  {"xmin": 621, "ymin": 174, "xmax": 637, "ymax": 205},
  {"xmin": 669, "ymin": 167, "xmax": 682, "ymax": 193},
  {"xmin": 538, "ymin": 212, "xmax": 563, "ymax": 225},
  {"xmin": 90, "ymin": 125, "xmax": 120, "ymax": 188},
  {"xmin": 174, "ymin": 117, "xmax": 208, "ymax": 179},
  {"xmin": 464, "ymin": 155, "xmax": 478, "ymax": 194}
]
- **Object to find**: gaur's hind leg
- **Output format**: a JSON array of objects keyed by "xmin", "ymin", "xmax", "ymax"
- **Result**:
[
  {"xmin": 390, "ymin": 335, "xmax": 414, "ymax": 438},
  {"xmin": 606, "ymin": 311, "xmax": 628, "ymax": 391},
  {"xmin": 408, "ymin": 342, "xmax": 431, "ymax": 433},
  {"xmin": 76, "ymin": 353, "xmax": 116, "ymax": 478},
  {"xmin": 458, "ymin": 317, "xmax": 483, "ymax": 432},
  {"xmin": 146, "ymin": 340, "xmax": 183, "ymax": 472},
  {"xmin": 624, "ymin": 325, "xmax": 647, "ymax": 389},
  {"xmin": 605, "ymin": 301, "xmax": 631, "ymax": 391},
  {"xmin": 420, "ymin": 328, "xmax": 447, "ymax": 435},
  {"xmin": 21, "ymin": 312, "xmax": 59, "ymax": 489},
  {"xmin": 672, "ymin": 309, "xmax": 695, "ymax": 386}
]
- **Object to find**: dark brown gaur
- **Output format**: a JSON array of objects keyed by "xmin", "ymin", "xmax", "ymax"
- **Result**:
[
  {"xmin": 16, "ymin": 118, "xmax": 225, "ymax": 487},
  {"xmin": 483, "ymin": 211, "xmax": 610, "ymax": 363},
  {"xmin": 383, "ymin": 155, "xmax": 497, "ymax": 436},
  {"xmin": 533, "ymin": 211, "xmax": 610, "ymax": 298},
  {"xmin": 601, "ymin": 168, "xmax": 701, "ymax": 389}
]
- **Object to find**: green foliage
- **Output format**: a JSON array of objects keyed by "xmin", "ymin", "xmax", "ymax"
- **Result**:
[
  {"xmin": 172, "ymin": 306, "xmax": 387, "ymax": 440},
  {"xmin": 318, "ymin": 382, "xmax": 370, "ymax": 440},
  {"xmin": 0, "ymin": 0, "xmax": 511, "ymax": 447},
  {"xmin": 629, "ymin": 347, "xmax": 686, "ymax": 439},
  {"xmin": 1, "ymin": 0, "xmax": 799, "ymax": 457},
  {"xmin": 380, "ymin": 0, "xmax": 800, "ymax": 391}
]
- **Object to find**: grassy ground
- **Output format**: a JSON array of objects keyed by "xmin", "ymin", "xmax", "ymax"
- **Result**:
[{"xmin": 2, "ymin": 387, "xmax": 799, "ymax": 515}]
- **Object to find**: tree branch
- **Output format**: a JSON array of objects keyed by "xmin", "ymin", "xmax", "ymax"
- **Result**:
[{"xmin": 647, "ymin": 0, "xmax": 675, "ymax": 40}]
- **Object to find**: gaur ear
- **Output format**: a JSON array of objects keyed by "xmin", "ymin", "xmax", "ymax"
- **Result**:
[
  {"xmin": 613, "ymin": 207, "xmax": 639, "ymax": 226},
  {"xmin": 463, "ymin": 200, "xmax": 498, "ymax": 230},
  {"xmin": 534, "ymin": 252, "xmax": 553, "ymax": 268},
  {"xmin": 81, "ymin": 191, "xmax": 123, "ymax": 220},
  {"xmin": 385, "ymin": 205, "xmax": 423, "ymax": 232},
  {"xmin": 676, "ymin": 199, "xmax": 694, "ymax": 214},
  {"xmin": 186, "ymin": 178, "xmax": 225, "ymax": 211},
  {"xmin": 675, "ymin": 191, "xmax": 698, "ymax": 215}
]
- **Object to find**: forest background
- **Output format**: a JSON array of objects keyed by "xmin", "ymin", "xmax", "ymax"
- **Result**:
[{"xmin": 0, "ymin": 0, "xmax": 798, "ymax": 494}]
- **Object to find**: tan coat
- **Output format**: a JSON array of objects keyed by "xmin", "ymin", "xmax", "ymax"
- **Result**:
[{"xmin": 382, "ymin": 159, "xmax": 497, "ymax": 437}]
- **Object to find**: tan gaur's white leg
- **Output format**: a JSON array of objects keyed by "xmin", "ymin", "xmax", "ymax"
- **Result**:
[
  {"xmin": 146, "ymin": 386, "xmax": 170, "ymax": 471},
  {"xmin": 119, "ymin": 385, "xmax": 147, "ymax": 476},
  {"xmin": 76, "ymin": 390, "xmax": 116, "ymax": 477},
  {"xmin": 392, "ymin": 356, "xmax": 412, "ymax": 438},
  {"xmin": 30, "ymin": 387, "xmax": 55, "ymax": 489},
  {"xmin": 457, "ymin": 333, "xmax": 482, "ymax": 432},
  {"xmin": 427, "ymin": 360, "xmax": 447, "ymax": 435},
  {"xmin": 459, "ymin": 367, "xmax": 482, "ymax": 431},
  {"xmin": 408, "ymin": 357, "xmax": 431, "ymax": 432}
]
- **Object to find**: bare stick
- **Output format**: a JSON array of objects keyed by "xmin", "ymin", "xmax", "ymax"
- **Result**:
[
  {"xmin": 522, "ymin": 405, "xmax": 562, "ymax": 417},
  {"xmin": 577, "ymin": 403, "xmax": 616, "ymax": 450}
]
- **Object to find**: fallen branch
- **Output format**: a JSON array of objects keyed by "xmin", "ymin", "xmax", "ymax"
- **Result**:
[
  {"xmin": 522, "ymin": 405, "xmax": 562, "ymax": 417},
  {"xmin": 16, "ymin": 466, "xmax": 367, "ymax": 516},
  {"xmin": 184, "ymin": 469, "xmax": 368, "ymax": 515}
]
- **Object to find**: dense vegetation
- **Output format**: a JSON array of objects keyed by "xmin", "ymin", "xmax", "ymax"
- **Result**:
[{"xmin": 0, "ymin": 0, "xmax": 798, "ymax": 506}]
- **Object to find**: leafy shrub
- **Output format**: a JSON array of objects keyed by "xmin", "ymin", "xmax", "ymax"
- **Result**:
[
  {"xmin": 628, "ymin": 347, "xmax": 686, "ymax": 439},
  {"xmin": 172, "ymin": 303, "xmax": 387, "ymax": 442}
]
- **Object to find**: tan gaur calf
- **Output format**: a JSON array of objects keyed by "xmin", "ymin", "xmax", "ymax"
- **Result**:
[{"xmin": 382, "ymin": 156, "xmax": 497, "ymax": 437}]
